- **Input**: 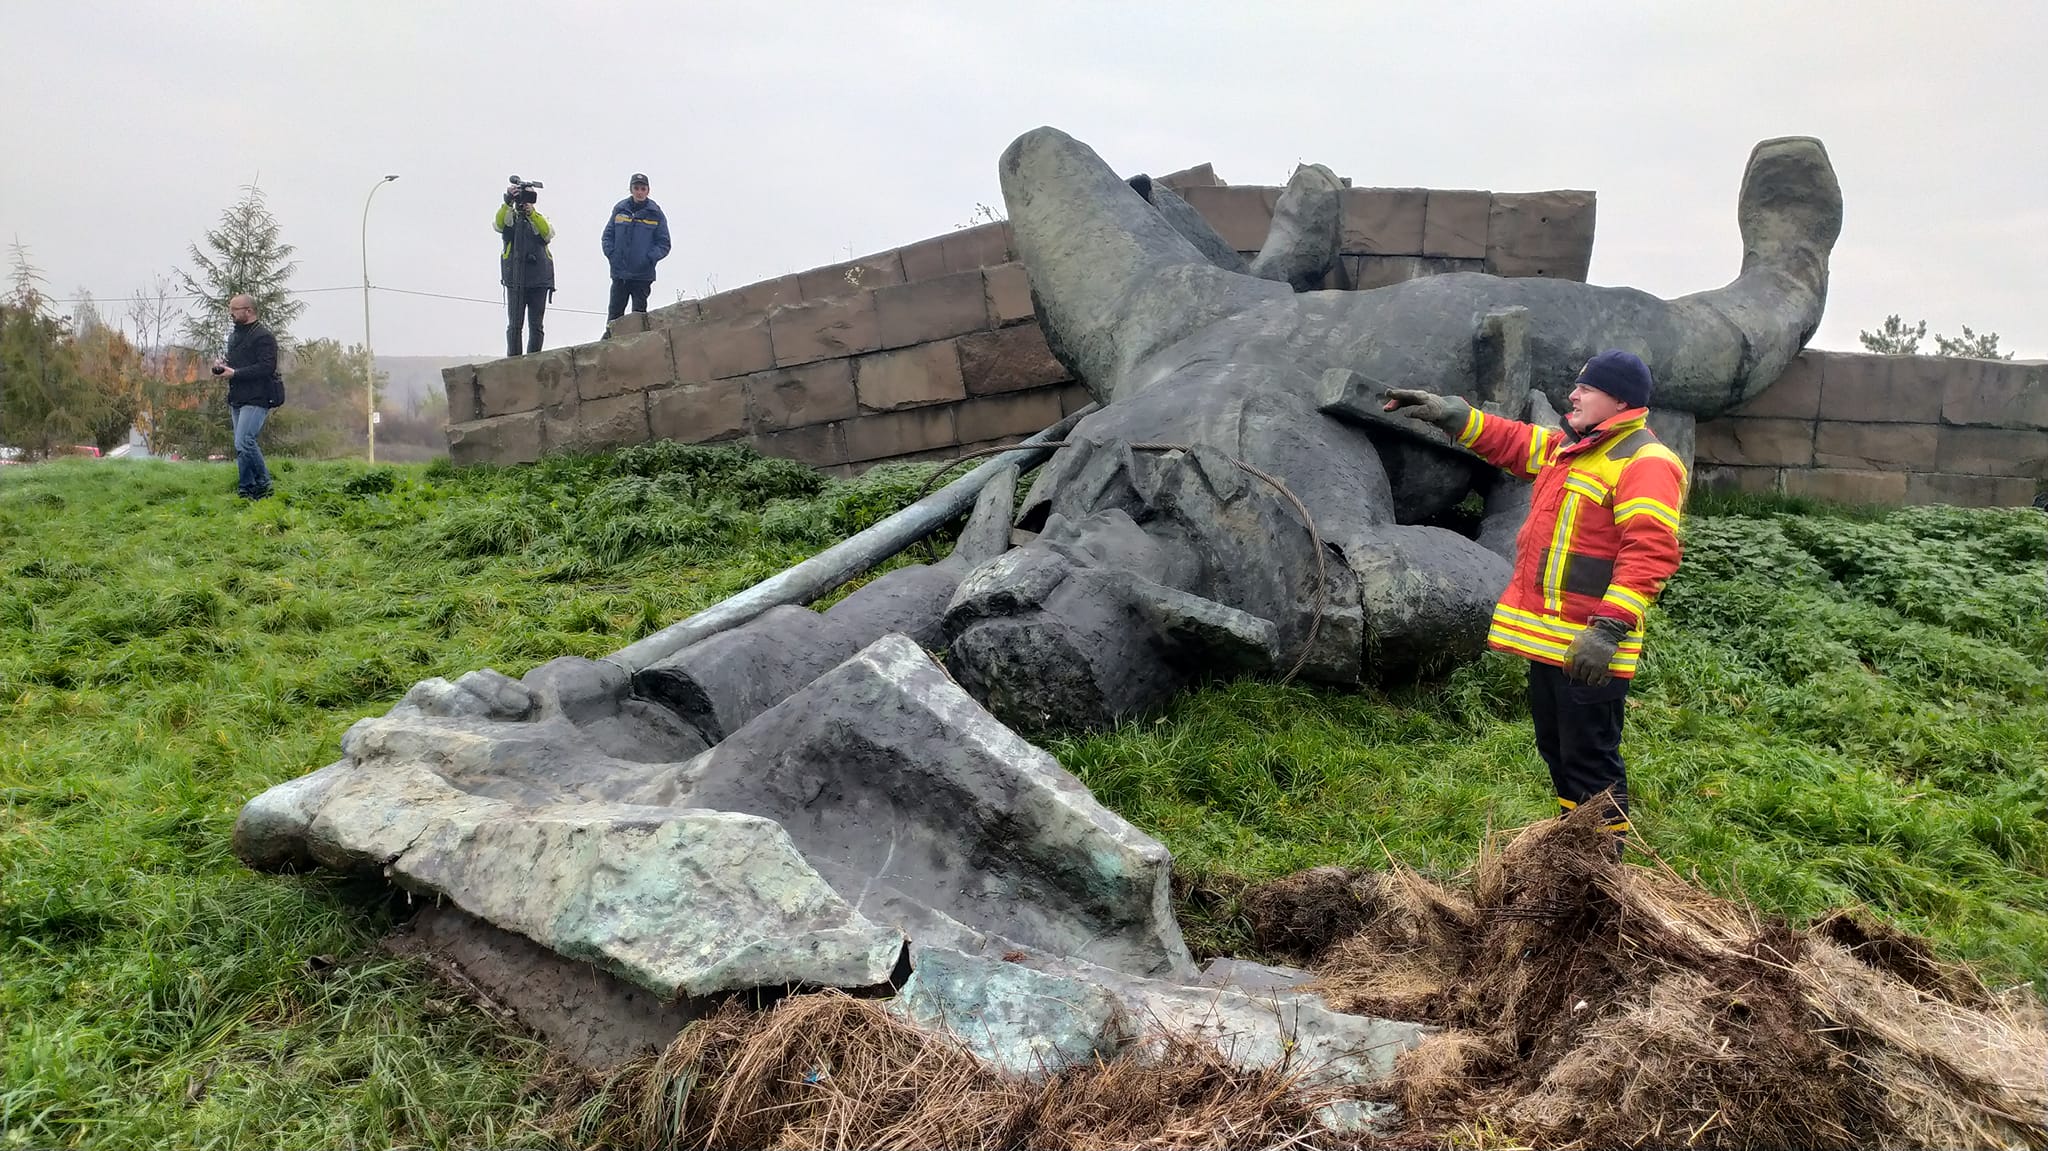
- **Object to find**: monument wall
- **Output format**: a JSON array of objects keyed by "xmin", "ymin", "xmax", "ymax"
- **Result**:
[
  {"xmin": 442, "ymin": 167, "xmax": 1597, "ymax": 475},
  {"xmin": 1694, "ymin": 351, "xmax": 2046, "ymax": 507}
]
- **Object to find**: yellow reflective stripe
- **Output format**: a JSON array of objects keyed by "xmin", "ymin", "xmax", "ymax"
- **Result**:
[
  {"xmin": 1527, "ymin": 426, "xmax": 1555, "ymax": 473},
  {"xmin": 1557, "ymin": 797, "xmax": 1578, "ymax": 810},
  {"xmin": 1613, "ymin": 497, "xmax": 1680, "ymax": 530},
  {"xmin": 1603, "ymin": 585, "xmax": 1651, "ymax": 616},
  {"xmin": 1564, "ymin": 472, "xmax": 1610, "ymax": 503},
  {"xmin": 1490, "ymin": 624, "xmax": 1570, "ymax": 659},
  {"xmin": 1493, "ymin": 603, "xmax": 1647, "ymax": 643},
  {"xmin": 1543, "ymin": 495, "xmax": 1578, "ymax": 611},
  {"xmin": 1457, "ymin": 407, "xmax": 1484, "ymax": 446},
  {"xmin": 1605, "ymin": 820, "xmax": 1633, "ymax": 833}
]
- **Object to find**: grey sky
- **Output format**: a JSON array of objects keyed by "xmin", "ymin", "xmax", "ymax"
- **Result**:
[{"xmin": 4, "ymin": 1, "xmax": 2042, "ymax": 359}]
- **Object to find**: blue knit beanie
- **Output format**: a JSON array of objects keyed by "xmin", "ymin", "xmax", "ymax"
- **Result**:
[{"xmin": 1577, "ymin": 350, "xmax": 1653, "ymax": 409}]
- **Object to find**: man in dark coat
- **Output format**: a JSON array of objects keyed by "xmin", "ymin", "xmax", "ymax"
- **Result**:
[
  {"xmin": 212, "ymin": 294, "xmax": 284, "ymax": 500},
  {"xmin": 600, "ymin": 172, "xmax": 671, "ymax": 330}
]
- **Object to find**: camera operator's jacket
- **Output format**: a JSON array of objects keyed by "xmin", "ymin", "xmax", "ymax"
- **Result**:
[
  {"xmin": 1454, "ymin": 405, "xmax": 1686, "ymax": 680},
  {"xmin": 601, "ymin": 198, "xmax": 671, "ymax": 282},
  {"xmin": 494, "ymin": 205, "xmax": 556, "ymax": 289}
]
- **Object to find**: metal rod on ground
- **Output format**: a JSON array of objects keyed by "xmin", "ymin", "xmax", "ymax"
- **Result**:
[{"xmin": 604, "ymin": 404, "xmax": 1100, "ymax": 675}]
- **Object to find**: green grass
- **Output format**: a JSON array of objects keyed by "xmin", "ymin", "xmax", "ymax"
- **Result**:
[{"xmin": 2, "ymin": 453, "xmax": 2043, "ymax": 1148}]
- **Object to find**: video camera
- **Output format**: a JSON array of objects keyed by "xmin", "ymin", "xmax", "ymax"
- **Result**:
[{"xmin": 504, "ymin": 175, "xmax": 543, "ymax": 207}]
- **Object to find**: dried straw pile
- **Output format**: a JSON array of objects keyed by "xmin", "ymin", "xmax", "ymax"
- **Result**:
[
  {"xmin": 572, "ymin": 992, "xmax": 1372, "ymax": 1150},
  {"xmin": 1283, "ymin": 806, "xmax": 2048, "ymax": 1149},
  {"xmin": 538, "ymin": 808, "xmax": 2043, "ymax": 1149}
]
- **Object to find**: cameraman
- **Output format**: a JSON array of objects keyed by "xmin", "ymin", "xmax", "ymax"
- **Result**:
[{"xmin": 495, "ymin": 181, "xmax": 556, "ymax": 356}]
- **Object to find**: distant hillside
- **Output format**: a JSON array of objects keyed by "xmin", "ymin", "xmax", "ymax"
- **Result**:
[{"xmin": 378, "ymin": 355, "xmax": 484, "ymax": 410}]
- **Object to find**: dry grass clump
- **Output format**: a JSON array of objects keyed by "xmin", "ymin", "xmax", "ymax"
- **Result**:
[
  {"xmin": 570, "ymin": 992, "xmax": 1374, "ymax": 1150},
  {"xmin": 1262, "ymin": 805, "xmax": 2048, "ymax": 1150},
  {"xmin": 541, "ymin": 810, "xmax": 2044, "ymax": 1150}
]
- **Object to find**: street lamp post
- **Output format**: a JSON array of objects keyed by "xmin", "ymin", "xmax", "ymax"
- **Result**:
[{"xmin": 361, "ymin": 174, "xmax": 398, "ymax": 462}]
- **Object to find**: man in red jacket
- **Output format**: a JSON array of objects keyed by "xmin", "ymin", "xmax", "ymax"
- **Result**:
[{"xmin": 1384, "ymin": 350, "xmax": 1686, "ymax": 847}]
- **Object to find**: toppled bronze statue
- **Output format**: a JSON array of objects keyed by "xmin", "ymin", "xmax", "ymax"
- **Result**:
[{"xmin": 942, "ymin": 127, "xmax": 1840, "ymax": 731}]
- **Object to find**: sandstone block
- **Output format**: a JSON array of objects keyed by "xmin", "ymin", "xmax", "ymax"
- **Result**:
[
  {"xmin": 1935, "ymin": 425, "xmax": 2048, "ymax": 478},
  {"xmin": 1182, "ymin": 185, "xmax": 1277, "ymax": 252},
  {"xmin": 1155, "ymin": 162, "xmax": 1220, "ymax": 191},
  {"xmin": 1782, "ymin": 467, "xmax": 1907, "ymax": 505},
  {"xmin": 641, "ymin": 299, "xmax": 700, "ymax": 331},
  {"xmin": 875, "ymin": 270, "xmax": 992, "ymax": 349},
  {"xmin": 1816, "ymin": 353, "xmax": 1942, "ymax": 423},
  {"xmin": 1340, "ymin": 188, "xmax": 1427, "ymax": 254},
  {"xmin": 691, "ymin": 313, "xmax": 776, "ymax": 380},
  {"xmin": 957, "ymin": 324, "xmax": 1068, "ymax": 396},
  {"xmin": 1905, "ymin": 471, "xmax": 2037, "ymax": 507},
  {"xmin": 983, "ymin": 262, "xmax": 1035, "ymax": 326},
  {"xmin": 1486, "ymin": 190, "xmax": 1596, "ymax": 280},
  {"xmin": 752, "ymin": 422, "xmax": 848, "ymax": 468},
  {"xmin": 1695, "ymin": 465, "xmax": 1782, "ymax": 495},
  {"xmin": 442, "ymin": 363, "xmax": 480, "ymax": 424},
  {"xmin": 955, "ymin": 389, "xmax": 1064, "ymax": 444},
  {"xmin": 1693, "ymin": 416, "xmax": 1814, "ymax": 468},
  {"xmin": 845, "ymin": 405, "xmax": 958, "ymax": 463},
  {"xmin": 649, "ymin": 379, "xmax": 746, "ymax": 444},
  {"xmin": 1940, "ymin": 358, "xmax": 2048, "ymax": 427},
  {"xmin": 1732, "ymin": 350, "xmax": 1824, "ymax": 419},
  {"xmin": 573, "ymin": 327, "xmax": 675, "ymax": 400},
  {"xmin": 897, "ymin": 236, "xmax": 949, "ymax": 282},
  {"xmin": 769, "ymin": 293, "xmax": 881, "ymax": 367},
  {"xmin": 796, "ymin": 250, "xmax": 906, "ymax": 301},
  {"xmin": 1057, "ymin": 382, "xmax": 1096, "ymax": 416},
  {"xmin": 745, "ymin": 359, "xmax": 858, "ymax": 432},
  {"xmin": 1422, "ymin": 189, "xmax": 1490, "ymax": 259},
  {"xmin": 606, "ymin": 312, "xmax": 648, "ymax": 338},
  {"xmin": 475, "ymin": 354, "xmax": 542, "ymax": 417},
  {"xmin": 854, "ymin": 341, "xmax": 966, "ymax": 411},
  {"xmin": 556, "ymin": 392, "xmax": 651, "ymax": 453},
  {"xmin": 1813, "ymin": 421, "xmax": 1936, "ymax": 471},
  {"xmin": 447, "ymin": 411, "xmax": 543, "ymax": 466},
  {"xmin": 941, "ymin": 221, "xmax": 1014, "ymax": 273}
]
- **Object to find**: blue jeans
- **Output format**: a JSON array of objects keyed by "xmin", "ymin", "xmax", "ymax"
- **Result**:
[{"xmin": 230, "ymin": 403, "xmax": 272, "ymax": 494}]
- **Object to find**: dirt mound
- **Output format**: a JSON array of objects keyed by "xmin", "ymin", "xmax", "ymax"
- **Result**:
[
  {"xmin": 522, "ymin": 810, "xmax": 2043, "ymax": 1149},
  {"xmin": 1255, "ymin": 806, "xmax": 2048, "ymax": 1149}
]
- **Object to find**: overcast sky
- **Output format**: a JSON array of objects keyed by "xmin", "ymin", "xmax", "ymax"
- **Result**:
[{"xmin": 4, "ymin": 1, "xmax": 2042, "ymax": 359}]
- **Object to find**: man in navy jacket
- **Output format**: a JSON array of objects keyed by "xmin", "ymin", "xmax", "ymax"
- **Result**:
[{"xmin": 601, "ymin": 173, "xmax": 671, "ymax": 330}]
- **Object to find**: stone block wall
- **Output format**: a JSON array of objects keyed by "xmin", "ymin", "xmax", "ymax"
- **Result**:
[
  {"xmin": 444, "ymin": 171, "xmax": 1597, "ymax": 471},
  {"xmin": 1694, "ymin": 351, "xmax": 2047, "ymax": 507}
]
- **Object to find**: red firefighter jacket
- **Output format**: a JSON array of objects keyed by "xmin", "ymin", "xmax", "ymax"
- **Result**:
[{"xmin": 1455, "ymin": 406, "xmax": 1686, "ymax": 678}]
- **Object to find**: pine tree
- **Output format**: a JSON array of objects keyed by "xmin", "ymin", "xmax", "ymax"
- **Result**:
[{"xmin": 178, "ymin": 184, "xmax": 302, "ymax": 356}]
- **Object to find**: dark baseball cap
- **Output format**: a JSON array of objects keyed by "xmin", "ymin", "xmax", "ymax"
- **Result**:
[{"xmin": 629, "ymin": 173, "xmax": 650, "ymax": 187}]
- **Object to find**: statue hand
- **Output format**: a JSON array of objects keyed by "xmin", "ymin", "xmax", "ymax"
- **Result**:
[{"xmin": 1382, "ymin": 388, "xmax": 1471, "ymax": 433}]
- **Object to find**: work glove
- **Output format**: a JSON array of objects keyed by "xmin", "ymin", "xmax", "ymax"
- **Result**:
[
  {"xmin": 1381, "ymin": 388, "xmax": 1473, "ymax": 434},
  {"xmin": 1564, "ymin": 616, "xmax": 1630, "ymax": 685}
]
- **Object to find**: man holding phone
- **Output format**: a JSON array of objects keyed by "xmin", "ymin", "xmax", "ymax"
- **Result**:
[{"xmin": 212, "ymin": 294, "xmax": 283, "ymax": 501}]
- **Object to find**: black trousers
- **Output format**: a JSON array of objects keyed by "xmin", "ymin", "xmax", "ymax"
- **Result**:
[
  {"xmin": 607, "ymin": 278, "xmax": 652, "ymax": 322},
  {"xmin": 506, "ymin": 286, "xmax": 549, "ymax": 356},
  {"xmin": 1526, "ymin": 660, "xmax": 1632, "ymax": 831}
]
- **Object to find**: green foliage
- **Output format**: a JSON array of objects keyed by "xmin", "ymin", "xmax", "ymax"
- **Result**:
[
  {"xmin": 0, "ymin": 451, "xmax": 2042, "ymax": 1146},
  {"xmin": 1859, "ymin": 313, "xmax": 2014, "ymax": 360},
  {"xmin": 176, "ymin": 184, "xmax": 303, "ymax": 355},
  {"xmin": 1059, "ymin": 499, "xmax": 2048, "ymax": 983},
  {"xmin": 0, "ymin": 447, "xmax": 953, "ymax": 1146},
  {"xmin": 1, "ymin": 244, "xmax": 131, "ymax": 458}
]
